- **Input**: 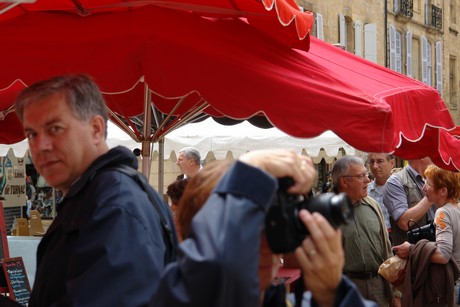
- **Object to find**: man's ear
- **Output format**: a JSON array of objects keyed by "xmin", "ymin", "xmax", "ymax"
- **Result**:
[
  {"xmin": 339, "ymin": 177, "xmax": 348, "ymax": 190},
  {"xmin": 390, "ymin": 159, "xmax": 395, "ymax": 168},
  {"xmin": 90, "ymin": 115, "xmax": 106, "ymax": 143}
]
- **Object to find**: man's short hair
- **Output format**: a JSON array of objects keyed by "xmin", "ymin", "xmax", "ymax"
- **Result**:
[
  {"xmin": 15, "ymin": 74, "xmax": 108, "ymax": 137},
  {"xmin": 331, "ymin": 156, "xmax": 365, "ymax": 188},
  {"xmin": 179, "ymin": 147, "xmax": 201, "ymax": 165}
]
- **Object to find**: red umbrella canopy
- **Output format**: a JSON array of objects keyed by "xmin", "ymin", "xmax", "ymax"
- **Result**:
[
  {"xmin": 0, "ymin": 0, "xmax": 313, "ymax": 50},
  {"xmin": 0, "ymin": 80, "xmax": 25, "ymax": 144},
  {"xmin": 0, "ymin": 1, "xmax": 459, "ymax": 171}
]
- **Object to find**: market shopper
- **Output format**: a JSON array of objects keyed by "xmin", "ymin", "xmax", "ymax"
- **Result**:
[
  {"xmin": 367, "ymin": 153, "xmax": 395, "ymax": 232},
  {"xmin": 383, "ymin": 158, "xmax": 435, "ymax": 246},
  {"xmin": 393, "ymin": 165, "xmax": 460, "ymax": 306},
  {"xmin": 172, "ymin": 158, "xmax": 377, "ymax": 307},
  {"xmin": 6, "ymin": 73, "xmax": 368, "ymax": 307},
  {"xmin": 331, "ymin": 156, "xmax": 398, "ymax": 306},
  {"xmin": 13, "ymin": 75, "xmax": 178, "ymax": 306},
  {"xmin": 176, "ymin": 147, "xmax": 202, "ymax": 178}
]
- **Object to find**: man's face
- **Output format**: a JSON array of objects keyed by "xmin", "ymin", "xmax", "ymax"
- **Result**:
[
  {"xmin": 420, "ymin": 157, "xmax": 433, "ymax": 174},
  {"xmin": 176, "ymin": 152, "xmax": 194, "ymax": 175},
  {"xmin": 368, "ymin": 153, "xmax": 394, "ymax": 184},
  {"xmin": 340, "ymin": 164, "xmax": 371, "ymax": 203},
  {"xmin": 23, "ymin": 93, "xmax": 99, "ymax": 194}
]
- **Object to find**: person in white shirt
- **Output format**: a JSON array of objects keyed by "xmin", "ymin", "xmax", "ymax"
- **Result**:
[
  {"xmin": 367, "ymin": 153, "xmax": 395, "ymax": 232},
  {"xmin": 176, "ymin": 147, "xmax": 202, "ymax": 178}
]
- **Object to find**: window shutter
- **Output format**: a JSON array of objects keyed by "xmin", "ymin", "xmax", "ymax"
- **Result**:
[
  {"xmin": 427, "ymin": 42, "xmax": 432, "ymax": 85},
  {"xmin": 316, "ymin": 13, "xmax": 324, "ymax": 40},
  {"xmin": 339, "ymin": 14, "xmax": 346, "ymax": 47},
  {"xmin": 364, "ymin": 23, "xmax": 377, "ymax": 63},
  {"xmin": 389, "ymin": 25, "xmax": 396, "ymax": 70},
  {"xmin": 406, "ymin": 31, "xmax": 412, "ymax": 77},
  {"xmin": 436, "ymin": 41, "xmax": 443, "ymax": 94},
  {"xmin": 354, "ymin": 20, "xmax": 363, "ymax": 57},
  {"xmin": 395, "ymin": 31, "xmax": 402, "ymax": 73},
  {"xmin": 421, "ymin": 36, "xmax": 428, "ymax": 84},
  {"xmin": 394, "ymin": 0, "xmax": 400, "ymax": 13}
]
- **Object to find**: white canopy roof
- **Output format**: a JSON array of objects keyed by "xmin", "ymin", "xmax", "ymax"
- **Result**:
[
  {"xmin": 0, "ymin": 119, "xmax": 355, "ymax": 162},
  {"xmin": 0, "ymin": 121, "xmax": 138, "ymax": 157},
  {"xmin": 163, "ymin": 118, "xmax": 355, "ymax": 161}
]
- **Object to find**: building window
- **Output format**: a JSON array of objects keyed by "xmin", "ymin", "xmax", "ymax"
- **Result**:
[
  {"xmin": 395, "ymin": 31, "xmax": 403, "ymax": 73},
  {"xmin": 421, "ymin": 36, "xmax": 432, "ymax": 85},
  {"xmin": 354, "ymin": 20, "xmax": 363, "ymax": 57},
  {"xmin": 346, "ymin": 16, "xmax": 354, "ymax": 53},
  {"xmin": 389, "ymin": 25, "xmax": 403, "ymax": 73},
  {"xmin": 339, "ymin": 14, "xmax": 355, "ymax": 53},
  {"xmin": 394, "ymin": 0, "xmax": 414, "ymax": 17},
  {"xmin": 412, "ymin": 37, "xmax": 421, "ymax": 81},
  {"xmin": 425, "ymin": 0, "xmax": 443, "ymax": 29},
  {"xmin": 431, "ymin": 5, "xmax": 443, "ymax": 29},
  {"xmin": 339, "ymin": 14, "xmax": 347, "ymax": 49},
  {"xmin": 436, "ymin": 41, "xmax": 443, "ymax": 95},
  {"xmin": 316, "ymin": 13, "xmax": 324, "ymax": 40},
  {"xmin": 364, "ymin": 24, "xmax": 377, "ymax": 63},
  {"xmin": 406, "ymin": 31, "xmax": 413, "ymax": 77}
]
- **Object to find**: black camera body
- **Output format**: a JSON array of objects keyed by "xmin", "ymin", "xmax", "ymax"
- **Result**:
[
  {"xmin": 407, "ymin": 220, "xmax": 436, "ymax": 244},
  {"xmin": 265, "ymin": 178, "xmax": 353, "ymax": 254}
]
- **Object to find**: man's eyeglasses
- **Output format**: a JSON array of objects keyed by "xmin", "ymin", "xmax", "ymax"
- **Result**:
[
  {"xmin": 342, "ymin": 172, "xmax": 370, "ymax": 180},
  {"xmin": 368, "ymin": 159, "xmax": 386, "ymax": 165}
]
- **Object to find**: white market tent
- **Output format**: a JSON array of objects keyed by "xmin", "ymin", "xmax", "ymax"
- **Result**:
[
  {"xmin": 162, "ymin": 118, "xmax": 355, "ymax": 163},
  {"xmin": 0, "ymin": 122, "xmax": 140, "ymax": 158},
  {"xmin": 0, "ymin": 119, "xmax": 355, "ymax": 163}
]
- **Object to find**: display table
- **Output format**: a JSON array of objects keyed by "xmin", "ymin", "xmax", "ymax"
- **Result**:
[{"xmin": 7, "ymin": 236, "xmax": 41, "ymax": 288}]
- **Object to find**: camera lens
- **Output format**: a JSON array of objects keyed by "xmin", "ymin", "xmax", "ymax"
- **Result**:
[{"xmin": 306, "ymin": 192, "xmax": 353, "ymax": 227}]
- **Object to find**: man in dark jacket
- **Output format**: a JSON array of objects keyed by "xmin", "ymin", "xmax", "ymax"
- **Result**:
[
  {"xmin": 14, "ymin": 75, "xmax": 177, "ymax": 306},
  {"xmin": 9, "ymin": 74, "xmax": 371, "ymax": 307}
]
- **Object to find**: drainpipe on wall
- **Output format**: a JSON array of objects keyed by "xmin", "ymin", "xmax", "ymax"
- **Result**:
[{"xmin": 384, "ymin": 0, "xmax": 388, "ymax": 68}]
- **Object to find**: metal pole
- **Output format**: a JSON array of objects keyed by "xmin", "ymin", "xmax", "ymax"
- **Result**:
[
  {"xmin": 158, "ymin": 138, "xmax": 164, "ymax": 196},
  {"xmin": 142, "ymin": 82, "xmax": 152, "ymax": 180},
  {"xmin": 384, "ymin": 0, "xmax": 388, "ymax": 68}
]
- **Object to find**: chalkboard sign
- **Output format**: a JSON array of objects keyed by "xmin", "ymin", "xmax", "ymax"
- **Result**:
[{"xmin": 2, "ymin": 257, "xmax": 31, "ymax": 305}]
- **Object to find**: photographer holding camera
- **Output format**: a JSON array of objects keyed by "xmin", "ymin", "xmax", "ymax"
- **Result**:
[
  {"xmin": 331, "ymin": 156, "xmax": 399, "ymax": 307},
  {"xmin": 156, "ymin": 150, "xmax": 376, "ymax": 307}
]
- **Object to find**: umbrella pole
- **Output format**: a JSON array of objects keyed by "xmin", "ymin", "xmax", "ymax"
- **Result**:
[
  {"xmin": 158, "ymin": 138, "xmax": 164, "ymax": 196},
  {"xmin": 141, "ymin": 82, "xmax": 152, "ymax": 180}
]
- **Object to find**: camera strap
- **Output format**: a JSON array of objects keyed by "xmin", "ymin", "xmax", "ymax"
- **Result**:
[
  {"xmin": 405, "ymin": 168, "xmax": 435, "ymax": 220},
  {"xmin": 100, "ymin": 164, "xmax": 179, "ymax": 261},
  {"xmin": 406, "ymin": 168, "xmax": 424, "ymax": 199}
]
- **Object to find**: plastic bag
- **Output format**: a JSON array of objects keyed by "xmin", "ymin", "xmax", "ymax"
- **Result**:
[{"xmin": 378, "ymin": 255, "xmax": 407, "ymax": 290}]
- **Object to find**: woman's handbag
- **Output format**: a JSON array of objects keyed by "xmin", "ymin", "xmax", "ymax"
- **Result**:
[{"xmin": 406, "ymin": 219, "xmax": 435, "ymax": 244}]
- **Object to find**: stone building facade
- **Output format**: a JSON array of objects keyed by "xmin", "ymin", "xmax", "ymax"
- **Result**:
[{"xmin": 298, "ymin": 0, "xmax": 459, "ymax": 124}]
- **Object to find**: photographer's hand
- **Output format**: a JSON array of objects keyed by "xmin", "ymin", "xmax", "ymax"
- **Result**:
[
  {"xmin": 239, "ymin": 149, "xmax": 315, "ymax": 194},
  {"xmin": 295, "ymin": 210, "xmax": 344, "ymax": 307}
]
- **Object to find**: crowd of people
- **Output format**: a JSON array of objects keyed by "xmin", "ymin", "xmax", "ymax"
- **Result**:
[{"xmin": 1, "ymin": 74, "xmax": 459, "ymax": 307}]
